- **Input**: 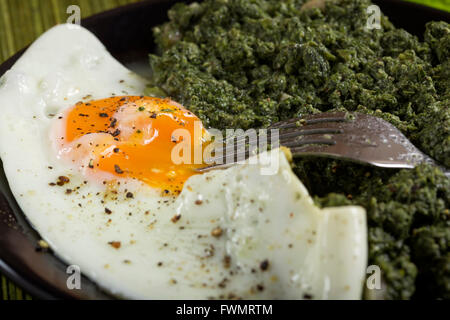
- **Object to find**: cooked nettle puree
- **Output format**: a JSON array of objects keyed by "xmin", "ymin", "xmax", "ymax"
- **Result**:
[{"xmin": 148, "ymin": 0, "xmax": 449, "ymax": 299}]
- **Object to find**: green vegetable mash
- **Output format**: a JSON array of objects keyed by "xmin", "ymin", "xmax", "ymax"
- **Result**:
[{"xmin": 149, "ymin": 0, "xmax": 449, "ymax": 299}]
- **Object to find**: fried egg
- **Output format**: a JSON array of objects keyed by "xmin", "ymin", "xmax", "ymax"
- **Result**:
[{"xmin": 0, "ymin": 24, "xmax": 368, "ymax": 299}]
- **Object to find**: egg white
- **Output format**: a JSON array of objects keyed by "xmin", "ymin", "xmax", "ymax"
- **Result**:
[{"xmin": 0, "ymin": 24, "xmax": 368, "ymax": 299}]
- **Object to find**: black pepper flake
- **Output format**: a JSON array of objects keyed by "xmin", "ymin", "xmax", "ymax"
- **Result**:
[
  {"xmin": 113, "ymin": 148, "xmax": 120, "ymax": 153},
  {"xmin": 88, "ymin": 159, "xmax": 94, "ymax": 169},
  {"xmin": 218, "ymin": 278, "xmax": 228, "ymax": 289},
  {"xmin": 195, "ymin": 200, "xmax": 203, "ymax": 205},
  {"xmin": 126, "ymin": 192, "xmax": 134, "ymax": 199},
  {"xmin": 114, "ymin": 165, "xmax": 124, "ymax": 174},
  {"xmin": 109, "ymin": 118, "xmax": 117, "ymax": 128},
  {"xmin": 303, "ymin": 293, "xmax": 313, "ymax": 300},
  {"xmin": 99, "ymin": 113, "xmax": 108, "ymax": 118},
  {"xmin": 150, "ymin": 113, "xmax": 157, "ymax": 119},
  {"xmin": 257, "ymin": 284, "xmax": 265, "ymax": 292},
  {"xmin": 56, "ymin": 176, "xmax": 70, "ymax": 186},
  {"xmin": 260, "ymin": 260, "xmax": 269, "ymax": 271},
  {"xmin": 105, "ymin": 208, "xmax": 112, "ymax": 215},
  {"xmin": 111, "ymin": 129, "xmax": 121, "ymax": 137},
  {"xmin": 157, "ymin": 262, "xmax": 163, "ymax": 267},
  {"xmin": 65, "ymin": 189, "xmax": 73, "ymax": 195}
]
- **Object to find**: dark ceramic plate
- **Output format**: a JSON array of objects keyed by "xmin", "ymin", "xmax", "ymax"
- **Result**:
[{"xmin": 0, "ymin": 0, "xmax": 449, "ymax": 300}]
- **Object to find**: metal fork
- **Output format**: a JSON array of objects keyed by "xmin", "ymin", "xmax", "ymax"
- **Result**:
[{"xmin": 197, "ymin": 112, "xmax": 450, "ymax": 177}]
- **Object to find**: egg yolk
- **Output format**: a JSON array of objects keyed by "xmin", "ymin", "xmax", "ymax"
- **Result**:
[{"xmin": 54, "ymin": 96, "xmax": 209, "ymax": 194}]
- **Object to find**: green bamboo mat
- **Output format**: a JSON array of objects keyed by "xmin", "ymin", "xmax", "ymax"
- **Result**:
[
  {"xmin": 0, "ymin": 0, "xmax": 142, "ymax": 64},
  {"xmin": 407, "ymin": 0, "xmax": 450, "ymax": 12},
  {"xmin": 0, "ymin": 0, "xmax": 142, "ymax": 300},
  {"xmin": 0, "ymin": 0, "xmax": 448, "ymax": 301}
]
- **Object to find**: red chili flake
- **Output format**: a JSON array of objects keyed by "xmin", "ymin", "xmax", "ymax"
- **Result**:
[
  {"xmin": 171, "ymin": 214, "xmax": 181, "ymax": 223},
  {"xmin": 108, "ymin": 241, "xmax": 121, "ymax": 249}
]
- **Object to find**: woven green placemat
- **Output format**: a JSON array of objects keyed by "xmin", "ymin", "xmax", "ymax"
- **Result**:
[
  {"xmin": 407, "ymin": 0, "xmax": 450, "ymax": 12},
  {"xmin": 0, "ymin": 0, "xmax": 448, "ymax": 301},
  {"xmin": 0, "ymin": 0, "xmax": 141, "ymax": 300},
  {"xmin": 0, "ymin": 0, "xmax": 142, "ymax": 64}
]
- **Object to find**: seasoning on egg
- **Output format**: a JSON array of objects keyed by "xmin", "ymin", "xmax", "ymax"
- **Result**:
[
  {"xmin": 114, "ymin": 165, "xmax": 124, "ymax": 174},
  {"xmin": 56, "ymin": 176, "xmax": 70, "ymax": 186},
  {"xmin": 260, "ymin": 260, "xmax": 270, "ymax": 271},
  {"xmin": 108, "ymin": 241, "xmax": 121, "ymax": 249},
  {"xmin": 211, "ymin": 227, "xmax": 223, "ymax": 238},
  {"xmin": 171, "ymin": 214, "xmax": 181, "ymax": 223}
]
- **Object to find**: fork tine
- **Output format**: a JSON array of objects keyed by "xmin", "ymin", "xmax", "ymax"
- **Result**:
[
  {"xmin": 269, "ymin": 114, "xmax": 348, "ymax": 129},
  {"xmin": 207, "ymin": 137, "xmax": 336, "ymax": 164},
  {"xmin": 219, "ymin": 128, "xmax": 343, "ymax": 155},
  {"xmin": 206, "ymin": 113, "xmax": 349, "ymax": 165},
  {"xmin": 278, "ymin": 128, "xmax": 343, "ymax": 141},
  {"xmin": 198, "ymin": 111, "xmax": 450, "ymax": 173},
  {"xmin": 282, "ymin": 138, "xmax": 336, "ymax": 148}
]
